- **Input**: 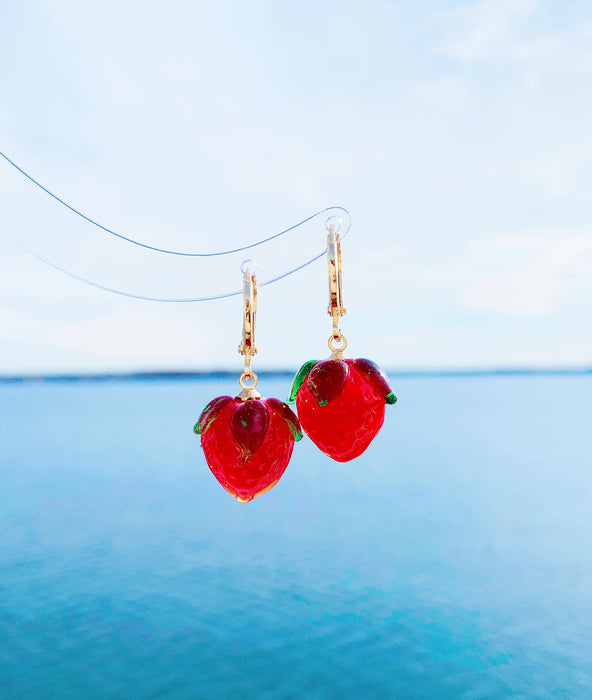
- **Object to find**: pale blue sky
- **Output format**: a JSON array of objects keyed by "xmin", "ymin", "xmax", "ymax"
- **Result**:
[{"xmin": 1, "ymin": 0, "xmax": 591, "ymax": 372}]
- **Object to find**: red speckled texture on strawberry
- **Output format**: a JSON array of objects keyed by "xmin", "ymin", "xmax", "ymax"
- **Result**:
[{"xmin": 198, "ymin": 396, "xmax": 300, "ymax": 503}]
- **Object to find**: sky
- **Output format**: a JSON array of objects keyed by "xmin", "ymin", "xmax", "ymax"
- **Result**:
[{"xmin": 0, "ymin": 0, "xmax": 591, "ymax": 373}]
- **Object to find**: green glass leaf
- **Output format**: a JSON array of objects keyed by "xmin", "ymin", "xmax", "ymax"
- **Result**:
[
  {"xmin": 193, "ymin": 395, "xmax": 233, "ymax": 435},
  {"xmin": 287, "ymin": 360, "xmax": 317, "ymax": 404},
  {"xmin": 266, "ymin": 398, "xmax": 303, "ymax": 441},
  {"xmin": 352, "ymin": 358, "xmax": 397, "ymax": 405}
]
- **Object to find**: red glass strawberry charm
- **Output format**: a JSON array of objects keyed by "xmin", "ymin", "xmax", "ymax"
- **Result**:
[
  {"xmin": 288, "ymin": 357, "xmax": 395, "ymax": 461},
  {"xmin": 194, "ymin": 393, "xmax": 301, "ymax": 503},
  {"xmin": 194, "ymin": 263, "xmax": 301, "ymax": 503},
  {"xmin": 287, "ymin": 218, "xmax": 397, "ymax": 461}
]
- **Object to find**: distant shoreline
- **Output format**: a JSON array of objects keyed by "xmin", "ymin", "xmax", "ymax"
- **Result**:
[{"xmin": 0, "ymin": 367, "xmax": 590, "ymax": 383}]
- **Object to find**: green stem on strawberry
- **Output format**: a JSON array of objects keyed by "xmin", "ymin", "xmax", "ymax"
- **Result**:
[{"xmin": 287, "ymin": 359, "xmax": 317, "ymax": 404}]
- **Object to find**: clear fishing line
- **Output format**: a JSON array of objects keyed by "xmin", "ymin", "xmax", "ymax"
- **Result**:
[{"xmin": 0, "ymin": 150, "xmax": 350, "ymax": 301}]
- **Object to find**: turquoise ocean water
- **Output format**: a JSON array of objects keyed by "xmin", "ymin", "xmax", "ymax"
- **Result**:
[{"xmin": 0, "ymin": 375, "xmax": 591, "ymax": 698}]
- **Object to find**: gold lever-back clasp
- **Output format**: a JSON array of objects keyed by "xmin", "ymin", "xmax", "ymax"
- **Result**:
[
  {"xmin": 238, "ymin": 265, "xmax": 259, "ymax": 392},
  {"xmin": 327, "ymin": 225, "xmax": 347, "ymax": 355}
]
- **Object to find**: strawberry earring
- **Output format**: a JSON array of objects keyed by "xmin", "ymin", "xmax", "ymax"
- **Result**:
[
  {"xmin": 194, "ymin": 263, "xmax": 302, "ymax": 502},
  {"xmin": 288, "ymin": 221, "xmax": 397, "ymax": 461}
]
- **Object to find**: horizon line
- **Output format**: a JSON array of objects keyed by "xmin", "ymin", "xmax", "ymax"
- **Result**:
[{"xmin": 0, "ymin": 366, "xmax": 591, "ymax": 383}]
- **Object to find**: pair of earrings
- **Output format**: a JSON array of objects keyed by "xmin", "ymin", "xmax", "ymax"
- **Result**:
[{"xmin": 193, "ymin": 224, "xmax": 397, "ymax": 503}]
